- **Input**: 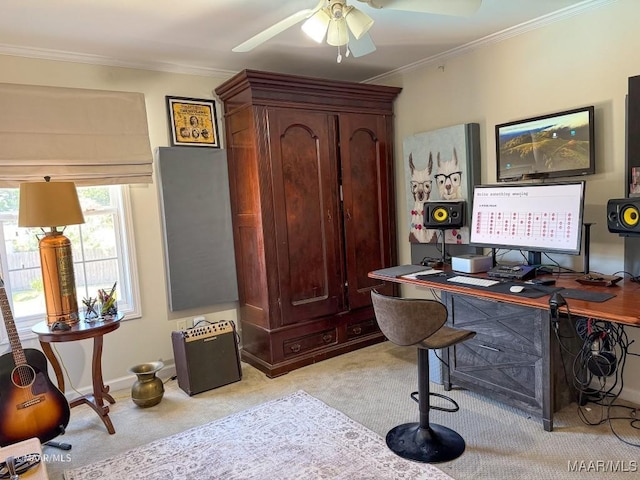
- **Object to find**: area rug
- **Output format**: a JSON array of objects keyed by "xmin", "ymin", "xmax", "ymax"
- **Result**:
[{"xmin": 63, "ymin": 390, "xmax": 453, "ymax": 480}]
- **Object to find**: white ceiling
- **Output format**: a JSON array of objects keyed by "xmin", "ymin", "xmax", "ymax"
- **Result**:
[{"xmin": 0, "ymin": 0, "xmax": 599, "ymax": 83}]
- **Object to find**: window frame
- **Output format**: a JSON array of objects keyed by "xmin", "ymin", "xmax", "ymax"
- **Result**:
[{"xmin": 0, "ymin": 185, "xmax": 141, "ymax": 342}]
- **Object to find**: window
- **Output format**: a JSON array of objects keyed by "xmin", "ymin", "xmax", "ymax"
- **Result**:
[{"xmin": 0, "ymin": 185, "xmax": 140, "ymax": 340}]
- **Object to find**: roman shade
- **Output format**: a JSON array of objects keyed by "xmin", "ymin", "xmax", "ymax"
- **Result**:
[{"xmin": 0, "ymin": 83, "xmax": 153, "ymax": 187}]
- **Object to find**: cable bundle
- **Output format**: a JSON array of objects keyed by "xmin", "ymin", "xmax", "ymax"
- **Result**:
[{"xmin": 567, "ymin": 317, "xmax": 640, "ymax": 446}]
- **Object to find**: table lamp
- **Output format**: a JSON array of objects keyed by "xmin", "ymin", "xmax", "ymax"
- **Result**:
[{"xmin": 18, "ymin": 177, "xmax": 85, "ymax": 326}]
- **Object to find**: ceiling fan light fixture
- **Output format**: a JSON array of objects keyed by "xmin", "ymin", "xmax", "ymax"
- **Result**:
[
  {"xmin": 301, "ymin": 7, "xmax": 331, "ymax": 43},
  {"xmin": 347, "ymin": 30, "xmax": 376, "ymax": 57},
  {"xmin": 327, "ymin": 17, "xmax": 349, "ymax": 46},
  {"xmin": 344, "ymin": 6, "xmax": 374, "ymax": 39}
]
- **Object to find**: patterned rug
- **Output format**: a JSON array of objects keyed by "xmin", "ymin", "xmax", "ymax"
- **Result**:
[{"xmin": 63, "ymin": 390, "xmax": 452, "ymax": 480}]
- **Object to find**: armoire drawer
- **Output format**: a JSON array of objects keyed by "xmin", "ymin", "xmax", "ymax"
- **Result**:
[
  {"xmin": 283, "ymin": 328, "xmax": 337, "ymax": 357},
  {"xmin": 346, "ymin": 318, "xmax": 379, "ymax": 340}
]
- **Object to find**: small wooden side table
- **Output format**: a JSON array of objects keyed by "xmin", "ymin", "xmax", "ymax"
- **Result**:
[{"xmin": 32, "ymin": 313, "xmax": 123, "ymax": 434}]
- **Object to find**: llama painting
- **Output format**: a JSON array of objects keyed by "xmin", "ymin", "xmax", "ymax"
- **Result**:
[
  {"xmin": 408, "ymin": 152, "xmax": 436, "ymax": 243},
  {"xmin": 403, "ymin": 123, "xmax": 480, "ymax": 244},
  {"xmin": 435, "ymin": 149, "xmax": 463, "ymax": 201}
]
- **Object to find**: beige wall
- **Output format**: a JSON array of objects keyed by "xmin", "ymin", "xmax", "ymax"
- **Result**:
[
  {"xmin": 1, "ymin": 0, "xmax": 639, "ymax": 403},
  {"xmin": 0, "ymin": 54, "xmax": 236, "ymax": 393},
  {"xmin": 380, "ymin": 0, "xmax": 640, "ymax": 402}
]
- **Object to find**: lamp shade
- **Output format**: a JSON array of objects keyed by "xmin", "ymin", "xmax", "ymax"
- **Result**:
[
  {"xmin": 301, "ymin": 8, "xmax": 331, "ymax": 43},
  {"xmin": 327, "ymin": 18, "xmax": 349, "ymax": 46},
  {"xmin": 19, "ymin": 180, "xmax": 85, "ymax": 227},
  {"xmin": 344, "ymin": 6, "xmax": 374, "ymax": 40}
]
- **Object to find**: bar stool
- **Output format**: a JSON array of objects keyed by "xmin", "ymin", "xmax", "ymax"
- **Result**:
[{"xmin": 371, "ymin": 291, "xmax": 476, "ymax": 463}]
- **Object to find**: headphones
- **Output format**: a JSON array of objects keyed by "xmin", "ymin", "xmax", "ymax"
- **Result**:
[
  {"xmin": 575, "ymin": 318, "xmax": 617, "ymax": 378},
  {"xmin": 586, "ymin": 330, "xmax": 617, "ymax": 377}
]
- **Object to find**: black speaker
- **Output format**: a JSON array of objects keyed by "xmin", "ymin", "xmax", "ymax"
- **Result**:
[
  {"xmin": 607, "ymin": 198, "xmax": 640, "ymax": 234},
  {"xmin": 171, "ymin": 321, "xmax": 242, "ymax": 396},
  {"xmin": 423, "ymin": 201, "xmax": 465, "ymax": 228}
]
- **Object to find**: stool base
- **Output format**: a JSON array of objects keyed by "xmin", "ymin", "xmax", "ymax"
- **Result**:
[{"xmin": 386, "ymin": 422, "xmax": 465, "ymax": 463}]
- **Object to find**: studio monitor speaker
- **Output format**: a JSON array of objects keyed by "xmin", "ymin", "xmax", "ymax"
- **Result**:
[
  {"xmin": 171, "ymin": 321, "xmax": 242, "ymax": 396},
  {"xmin": 607, "ymin": 198, "xmax": 640, "ymax": 234},
  {"xmin": 423, "ymin": 201, "xmax": 465, "ymax": 229}
]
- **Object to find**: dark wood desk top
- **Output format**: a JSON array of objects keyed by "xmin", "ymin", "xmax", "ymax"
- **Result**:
[
  {"xmin": 368, "ymin": 268, "xmax": 640, "ymax": 327},
  {"xmin": 32, "ymin": 313, "xmax": 123, "ymax": 343}
]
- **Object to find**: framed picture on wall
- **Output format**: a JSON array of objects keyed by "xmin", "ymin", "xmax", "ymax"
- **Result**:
[
  {"xmin": 166, "ymin": 96, "xmax": 220, "ymax": 148},
  {"xmin": 403, "ymin": 123, "xmax": 481, "ymax": 245}
]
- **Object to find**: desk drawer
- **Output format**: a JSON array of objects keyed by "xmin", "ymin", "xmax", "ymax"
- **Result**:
[
  {"xmin": 444, "ymin": 291, "xmax": 546, "ymax": 413},
  {"xmin": 447, "ymin": 294, "xmax": 541, "ymax": 355},
  {"xmin": 452, "ymin": 337, "xmax": 540, "ymax": 405}
]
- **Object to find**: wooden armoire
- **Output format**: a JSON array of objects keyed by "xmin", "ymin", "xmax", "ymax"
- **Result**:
[{"xmin": 215, "ymin": 70, "xmax": 401, "ymax": 377}]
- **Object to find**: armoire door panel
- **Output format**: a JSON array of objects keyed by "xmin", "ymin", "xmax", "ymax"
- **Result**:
[
  {"xmin": 269, "ymin": 109, "xmax": 344, "ymax": 325},
  {"xmin": 340, "ymin": 113, "xmax": 394, "ymax": 309}
]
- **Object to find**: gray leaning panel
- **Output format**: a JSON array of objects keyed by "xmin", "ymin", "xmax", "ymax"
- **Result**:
[{"xmin": 157, "ymin": 147, "xmax": 238, "ymax": 311}]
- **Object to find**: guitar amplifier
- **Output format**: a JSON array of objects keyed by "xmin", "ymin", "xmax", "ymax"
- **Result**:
[{"xmin": 171, "ymin": 320, "xmax": 241, "ymax": 396}]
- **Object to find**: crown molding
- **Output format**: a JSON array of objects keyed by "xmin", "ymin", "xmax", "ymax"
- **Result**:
[
  {"xmin": 366, "ymin": 0, "xmax": 615, "ymax": 83},
  {"xmin": 0, "ymin": 43, "xmax": 237, "ymax": 78}
]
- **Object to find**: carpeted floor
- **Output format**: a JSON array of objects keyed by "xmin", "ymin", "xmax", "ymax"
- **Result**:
[
  {"xmin": 45, "ymin": 342, "xmax": 639, "ymax": 479},
  {"xmin": 63, "ymin": 390, "xmax": 453, "ymax": 480}
]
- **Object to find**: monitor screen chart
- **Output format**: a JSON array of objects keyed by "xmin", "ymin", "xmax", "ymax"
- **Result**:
[{"xmin": 470, "ymin": 182, "xmax": 585, "ymax": 256}]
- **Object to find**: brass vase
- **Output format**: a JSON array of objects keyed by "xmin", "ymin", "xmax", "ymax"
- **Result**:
[{"xmin": 129, "ymin": 361, "xmax": 164, "ymax": 408}]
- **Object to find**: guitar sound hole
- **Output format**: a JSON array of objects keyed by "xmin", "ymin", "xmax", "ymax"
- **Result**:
[{"xmin": 12, "ymin": 364, "xmax": 36, "ymax": 388}]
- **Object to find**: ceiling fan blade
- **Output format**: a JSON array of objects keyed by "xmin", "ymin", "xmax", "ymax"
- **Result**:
[
  {"xmin": 348, "ymin": 31, "xmax": 376, "ymax": 58},
  {"xmin": 359, "ymin": 0, "xmax": 482, "ymax": 16},
  {"xmin": 232, "ymin": 1, "xmax": 325, "ymax": 52}
]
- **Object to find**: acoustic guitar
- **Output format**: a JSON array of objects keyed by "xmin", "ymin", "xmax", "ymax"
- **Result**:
[{"xmin": 0, "ymin": 277, "xmax": 70, "ymax": 446}]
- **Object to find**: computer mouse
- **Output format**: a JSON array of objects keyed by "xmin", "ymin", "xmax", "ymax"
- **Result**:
[{"xmin": 510, "ymin": 285, "xmax": 525, "ymax": 293}]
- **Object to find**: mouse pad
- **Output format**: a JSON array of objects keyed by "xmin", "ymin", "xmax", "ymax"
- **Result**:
[
  {"xmin": 414, "ymin": 273, "xmax": 558, "ymax": 299},
  {"xmin": 489, "ymin": 282, "xmax": 561, "ymax": 299},
  {"xmin": 558, "ymin": 288, "xmax": 615, "ymax": 303},
  {"xmin": 373, "ymin": 264, "xmax": 433, "ymax": 278}
]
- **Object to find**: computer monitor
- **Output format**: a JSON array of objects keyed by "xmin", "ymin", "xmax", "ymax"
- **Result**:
[
  {"xmin": 495, "ymin": 106, "xmax": 595, "ymax": 182},
  {"xmin": 469, "ymin": 181, "xmax": 585, "ymax": 266}
]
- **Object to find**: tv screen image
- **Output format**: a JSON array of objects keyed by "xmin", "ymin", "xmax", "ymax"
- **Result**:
[
  {"xmin": 496, "ymin": 106, "xmax": 595, "ymax": 182},
  {"xmin": 469, "ymin": 182, "xmax": 585, "ymax": 262}
]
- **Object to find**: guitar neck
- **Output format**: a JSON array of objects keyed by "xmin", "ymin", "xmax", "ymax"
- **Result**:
[{"xmin": 0, "ymin": 279, "xmax": 27, "ymax": 367}]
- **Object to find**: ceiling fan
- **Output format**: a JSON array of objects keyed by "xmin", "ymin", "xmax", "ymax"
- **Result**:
[{"xmin": 232, "ymin": 0, "xmax": 482, "ymax": 62}]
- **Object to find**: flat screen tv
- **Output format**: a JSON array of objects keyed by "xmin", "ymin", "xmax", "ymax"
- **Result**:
[
  {"xmin": 496, "ymin": 106, "xmax": 595, "ymax": 182},
  {"xmin": 469, "ymin": 181, "xmax": 585, "ymax": 266}
]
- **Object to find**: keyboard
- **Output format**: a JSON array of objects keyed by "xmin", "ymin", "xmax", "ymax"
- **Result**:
[{"xmin": 447, "ymin": 275, "xmax": 500, "ymax": 288}]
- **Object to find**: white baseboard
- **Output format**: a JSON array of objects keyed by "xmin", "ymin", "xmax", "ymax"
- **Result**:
[
  {"xmin": 65, "ymin": 362, "xmax": 177, "ymax": 400},
  {"xmin": 619, "ymin": 385, "xmax": 640, "ymax": 405},
  {"xmin": 67, "ymin": 359, "xmax": 640, "ymax": 409}
]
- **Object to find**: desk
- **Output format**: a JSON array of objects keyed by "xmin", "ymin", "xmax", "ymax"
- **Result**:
[
  {"xmin": 369, "ymin": 268, "xmax": 640, "ymax": 431},
  {"xmin": 32, "ymin": 314, "xmax": 123, "ymax": 434},
  {"xmin": 369, "ymin": 269, "xmax": 640, "ymax": 327}
]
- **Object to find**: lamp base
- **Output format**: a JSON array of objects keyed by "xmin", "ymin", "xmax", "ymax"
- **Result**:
[
  {"xmin": 47, "ymin": 311, "xmax": 80, "ymax": 327},
  {"xmin": 40, "ymin": 230, "xmax": 80, "ymax": 326}
]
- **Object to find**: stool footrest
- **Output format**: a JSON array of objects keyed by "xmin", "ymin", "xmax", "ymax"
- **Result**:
[{"xmin": 410, "ymin": 391, "xmax": 460, "ymax": 413}]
